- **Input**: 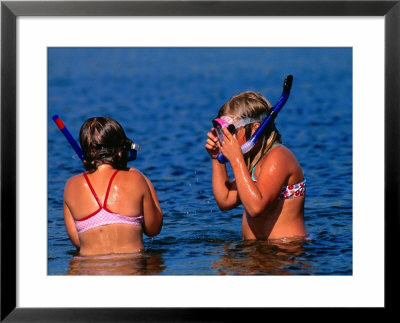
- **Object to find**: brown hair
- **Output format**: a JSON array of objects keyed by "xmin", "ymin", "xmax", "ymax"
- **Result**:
[
  {"xmin": 218, "ymin": 91, "xmax": 281, "ymax": 171},
  {"xmin": 79, "ymin": 117, "xmax": 133, "ymax": 172}
]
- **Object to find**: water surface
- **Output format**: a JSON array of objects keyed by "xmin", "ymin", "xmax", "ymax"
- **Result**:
[{"xmin": 48, "ymin": 48, "xmax": 352, "ymax": 275}]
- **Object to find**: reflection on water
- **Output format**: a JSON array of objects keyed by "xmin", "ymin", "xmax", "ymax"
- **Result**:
[
  {"xmin": 67, "ymin": 251, "xmax": 166, "ymax": 275},
  {"xmin": 213, "ymin": 238, "xmax": 313, "ymax": 275}
]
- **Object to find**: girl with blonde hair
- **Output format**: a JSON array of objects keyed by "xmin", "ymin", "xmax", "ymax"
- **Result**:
[{"xmin": 205, "ymin": 78, "xmax": 307, "ymax": 241}]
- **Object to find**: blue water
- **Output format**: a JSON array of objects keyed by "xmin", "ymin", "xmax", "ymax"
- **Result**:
[{"xmin": 48, "ymin": 48, "xmax": 352, "ymax": 275}]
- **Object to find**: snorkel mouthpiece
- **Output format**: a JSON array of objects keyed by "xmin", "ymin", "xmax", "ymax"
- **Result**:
[{"xmin": 216, "ymin": 75, "xmax": 293, "ymax": 164}]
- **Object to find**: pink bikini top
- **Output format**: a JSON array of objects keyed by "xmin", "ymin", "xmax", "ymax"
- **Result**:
[{"xmin": 75, "ymin": 170, "xmax": 143, "ymax": 234}]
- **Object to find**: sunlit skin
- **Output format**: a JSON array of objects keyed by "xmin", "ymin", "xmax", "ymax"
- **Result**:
[
  {"xmin": 64, "ymin": 164, "xmax": 163, "ymax": 256},
  {"xmin": 205, "ymin": 123, "xmax": 307, "ymax": 240}
]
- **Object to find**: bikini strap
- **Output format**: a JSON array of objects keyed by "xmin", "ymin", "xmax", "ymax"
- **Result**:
[
  {"xmin": 83, "ymin": 173, "xmax": 102, "ymax": 208},
  {"xmin": 103, "ymin": 170, "xmax": 119, "ymax": 207},
  {"xmin": 251, "ymin": 143, "xmax": 282, "ymax": 182},
  {"xmin": 251, "ymin": 164, "xmax": 257, "ymax": 182}
]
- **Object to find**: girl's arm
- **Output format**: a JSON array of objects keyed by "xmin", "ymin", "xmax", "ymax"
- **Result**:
[
  {"xmin": 206, "ymin": 128, "xmax": 241, "ymax": 210},
  {"xmin": 211, "ymin": 159, "xmax": 241, "ymax": 210},
  {"xmin": 219, "ymin": 127, "xmax": 285, "ymax": 218},
  {"xmin": 139, "ymin": 173, "xmax": 163, "ymax": 237},
  {"xmin": 63, "ymin": 200, "xmax": 80, "ymax": 248},
  {"xmin": 143, "ymin": 175, "xmax": 162, "ymax": 216}
]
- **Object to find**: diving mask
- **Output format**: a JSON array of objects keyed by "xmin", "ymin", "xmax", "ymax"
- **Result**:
[
  {"xmin": 212, "ymin": 113, "xmax": 267, "ymax": 143},
  {"xmin": 96, "ymin": 139, "xmax": 141, "ymax": 162},
  {"xmin": 215, "ymin": 74, "xmax": 293, "ymax": 164},
  {"xmin": 212, "ymin": 116, "xmax": 236, "ymax": 143},
  {"xmin": 127, "ymin": 141, "xmax": 141, "ymax": 161}
]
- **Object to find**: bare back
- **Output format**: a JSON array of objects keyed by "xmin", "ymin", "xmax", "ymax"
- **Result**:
[{"xmin": 64, "ymin": 166, "xmax": 162, "ymax": 256}]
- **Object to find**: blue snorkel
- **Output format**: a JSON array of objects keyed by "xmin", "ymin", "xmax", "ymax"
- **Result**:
[
  {"xmin": 216, "ymin": 75, "xmax": 293, "ymax": 164},
  {"xmin": 52, "ymin": 115, "xmax": 139, "ymax": 163},
  {"xmin": 52, "ymin": 115, "xmax": 85, "ymax": 161}
]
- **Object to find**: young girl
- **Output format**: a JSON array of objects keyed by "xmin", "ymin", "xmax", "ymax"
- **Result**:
[
  {"xmin": 63, "ymin": 117, "xmax": 163, "ymax": 256},
  {"xmin": 205, "ymin": 91, "xmax": 307, "ymax": 241}
]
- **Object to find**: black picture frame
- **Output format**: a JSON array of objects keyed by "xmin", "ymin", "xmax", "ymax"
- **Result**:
[{"xmin": 1, "ymin": 0, "xmax": 398, "ymax": 321}]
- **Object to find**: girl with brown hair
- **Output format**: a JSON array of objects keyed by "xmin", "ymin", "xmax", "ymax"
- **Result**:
[{"xmin": 63, "ymin": 117, "xmax": 163, "ymax": 256}]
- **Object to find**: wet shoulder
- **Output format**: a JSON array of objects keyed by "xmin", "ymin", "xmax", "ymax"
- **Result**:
[
  {"xmin": 117, "ymin": 168, "xmax": 148, "ymax": 187},
  {"xmin": 267, "ymin": 145, "xmax": 297, "ymax": 163},
  {"xmin": 65, "ymin": 172, "xmax": 85, "ymax": 189},
  {"xmin": 64, "ymin": 173, "xmax": 87, "ymax": 200},
  {"xmin": 258, "ymin": 145, "xmax": 300, "ymax": 177},
  {"xmin": 266, "ymin": 145, "xmax": 304, "ymax": 182}
]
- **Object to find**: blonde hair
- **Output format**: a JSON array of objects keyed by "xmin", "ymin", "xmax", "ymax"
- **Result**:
[{"xmin": 217, "ymin": 91, "xmax": 281, "ymax": 171}]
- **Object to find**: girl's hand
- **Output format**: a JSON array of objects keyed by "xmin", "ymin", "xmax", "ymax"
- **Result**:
[
  {"xmin": 205, "ymin": 128, "xmax": 220, "ymax": 159},
  {"xmin": 219, "ymin": 126, "xmax": 243, "ymax": 163}
]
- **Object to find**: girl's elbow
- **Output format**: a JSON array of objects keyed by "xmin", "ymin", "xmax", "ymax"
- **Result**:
[
  {"xmin": 245, "ymin": 196, "xmax": 273, "ymax": 217},
  {"xmin": 246, "ymin": 205, "xmax": 265, "ymax": 218},
  {"xmin": 67, "ymin": 231, "xmax": 80, "ymax": 248},
  {"xmin": 246, "ymin": 210, "xmax": 259, "ymax": 218},
  {"xmin": 71, "ymin": 237, "xmax": 80, "ymax": 248},
  {"xmin": 144, "ymin": 225, "xmax": 162, "ymax": 237},
  {"xmin": 144, "ymin": 215, "xmax": 163, "ymax": 237},
  {"xmin": 217, "ymin": 201, "xmax": 234, "ymax": 211}
]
